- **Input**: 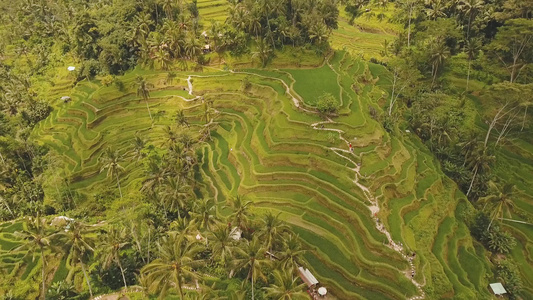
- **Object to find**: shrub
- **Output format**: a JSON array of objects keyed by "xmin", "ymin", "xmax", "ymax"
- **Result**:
[
  {"xmin": 487, "ymin": 226, "xmax": 516, "ymax": 254},
  {"xmin": 316, "ymin": 93, "xmax": 338, "ymax": 116},
  {"xmin": 495, "ymin": 259, "xmax": 522, "ymax": 299},
  {"xmin": 100, "ymin": 75, "xmax": 113, "ymax": 87},
  {"xmin": 241, "ymin": 77, "xmax": 252, "ymax": 91}
]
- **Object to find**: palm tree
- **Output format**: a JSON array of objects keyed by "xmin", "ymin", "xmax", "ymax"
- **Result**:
[
  {"xmin": 252, "ymin": 38, "xmax": 273, "ymax": 68},
  {"xmin": 130, "ymin": 134, "xmax": 147, "ymax": 164},
  {"xmin": 464, "ymin": 38, "xmax": 480, "ymax": 92},
  {"xmin": 429, "ymin": 41, "xmax": 449, "ymax": 87},
  {"xmin": 226, "ymin": 195, "xmax": 252, "ymax": 230},
  {"xmin": 97, "ymin": 225, "xmax": 130, "ymax": 291},
  {"xmin": 176, "ymin": 109, "xmax": 190, "ymax": 128},
  {"xmin": 425, "ymin": 0, "xmax": 447, "ymax": 20},
  {"xmin": 478, "ymin": 181, "xmax": 516, "ymax": 230},
  {"xmin": 233, "ymin": 236, "xmax": 271, "ymax": 300},
  {"xmin": 100, "ymin": 147, "xmax": 125, "ymax": 199},
  {"xmin": 166, "ymin": 71, "xmax": 177, "ymax": 85},
  {"xmin": 466, "ymin": 145, "xmax": 495, "ymax": 196},
  {"xmin": 278, "ymin": 234, "xmax": 305, "ymax": 272},
  {"xmin": 456, "ymin": 0, "xmax": 484, "ymax": 41},
  {"xmin": 141, "ymin": 231, "xmax": 205, "ymax": 299},
  {"xmin": 136, "ymin": 76, "xmax": 155, "ymax": 123},
  {"xmin": 133, "ymin": 13, "xmax": 153, "ymax": 45},
  {"xmin": 184, "ymin": 34, "xmax": 201, "ymax": 60},
  {"xmin": 164, "ymin": 125, "xmax": 179, "ymax": 149},
  {"xmin": 191, "ymin": 198, "xmax": 218, "ymax": 231},
  {"xmin": 14, "ymin": 215, "xmax": 60, "ymax": 300},
  {"xmin": 162, "ymin": 0, "xmax": 175, "ymax": 20},
  {"xmin": 260, "ymin": 212, "xmax": 289, "ymax": 252},
  {"xmin": 154, "ymin": 48, "xmax": 171, "ymax": 70},
  {"xmin": 59, "ymin": 221, "xmax": 97, "ymax": 299},
  {"xmin": 263, "ymin": 269, "xmax": 308, "ymax": 300},
  {"xmin": 309, "ymin": 22, "xmax": 329, "ymax": 45},
  {"xmin": 457, "ymin": 131, "xmax": 480, "ymax": 166},
  {"xmin": 142, "ymin": 161, "xmax": 168, "ymax": 195},
  {"xmin": 161, "ymin": 175, "xmax": 191, "ymax": 217},
  {"xmin": 207, "ymin": 224, "xmax": 235, "ymax": 267}
]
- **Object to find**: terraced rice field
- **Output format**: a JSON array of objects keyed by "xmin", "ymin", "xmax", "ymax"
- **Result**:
[
  {"xmin": 0, "ymin": 221, "xmax": 41, "ymax": 298},
  {"xmin": 330, "ymin": 5, "xmax": 400, "ymax": 62},
  {"xmin": 30, "ymin": 50, "xmax": 497, "ymax": 299},
  {"xmin": 198, "ymin": 0, "xmax": 228, "ymax": 23}
]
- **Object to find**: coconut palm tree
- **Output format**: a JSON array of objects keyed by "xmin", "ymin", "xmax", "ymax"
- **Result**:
[
  {"xmin": 263, "ymin": 269, "xmax": 308, "ymax": 300},
  {"xmin": 136, "ymin": 76, "xmax": 155, "ymax": 123},
  {"xmin": 100, "ymin": 147, "xmax": 125, "ymax": 199},
  {"xmin": 233, "ymin": 236, "xmax": 271, "ymax": 300},
  {"xmin": 59, "ymin": 221, "xmax": 97, "ymax": 299},
  {"xmin": 164, "ymin": 125, "xmax": 179, "ymax": 149},
  {"xmin": 130, "ymin": 134, "xmax": 147, "ymax": 164},
  {"xmin": 141, "ymin": 231, "xmax": 205, "ymax": 299},
  {"xmin": 14, "ymin": 215, "xmax": 60, "ymax": 300},
  {"xmin": 97, "ymin": 225, "xmax": 130, "ymax": 291},
  {"xmin": 176, "ymin": 109, "xmax": 190, "ymax": 128},
  {"xmin": 429, "ymin": 41, "xmax": 449, "ymax": 87},
  {"xmin": 278, "ymin": 234, "xmax": 305, "ymax": 272},
  {"xmin": 260, "ymin": 212, "xmax": 289, "ymax": 252},
  {"xmin": 466, "ymin": 145, "xmax": 495, "ymax": 196},
  {"xmin": 252, "ymin": 38, "xmax": 273, "ymax": 68},
  {"xmin": 425, "ymin": 0, "xmax": 447, "ymax": 20},
  {"xmin": 190, "ymin": 198, "xmax": 218, "ymax": 231},
  {"xmin": 456, "ymin": 0, "xmax": 484, "ymax": 41},
  {"xmin": 464, "ymin": 38, "xmax": 481, "ymax": 92},
  {"xmin": 207, "ymin": 224, "xmax": 235, "ymax": 267},
  {"xmin": 161, "ymin": 175, "xmax": 191, "ymax": 217},
  {"xmin": 166, "ymin": 71, "xmax": 177, "ymax": 85},
  {"xmin": 478, "ymin": 181, "xmax": 516, "ymax": 230},
  {"xmin": 141, "ymin": 161, "xmax": 168, "ymax": 195},
  {"xmin": 154, "ymin": 48, "xmax": 171, "ymax": 70},
  {"xmin": 162, "ymin": 0, "xmax": 175, "ymax": 20},
  {"xmin": 226, "ymin": 195, "xmax": 253, "ymax": 230}
]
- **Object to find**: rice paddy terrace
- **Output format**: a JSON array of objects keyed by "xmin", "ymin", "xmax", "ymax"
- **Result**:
[
  {"xmin": 0, "ymin": 222, "xmax": 41, "ymax": 298},
  {"xmin": 26, "ymin": 50, "xmax": 498, "ymax": 299}
]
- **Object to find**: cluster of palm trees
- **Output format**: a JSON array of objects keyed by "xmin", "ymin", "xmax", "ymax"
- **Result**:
[
  {"xmin": 11, "ymin": 194, "xmax": 309, "ymax": 299},
  {"xmin": 139, "ymin": 196, "xmax": 309, "ymax": 299},
  {"xmin": 0, "ymin": 66, "xmax": 51, "ymax": 221},
  {"xmin": 227, "ymin": 0, "xmax": 338, "ymax": 50}
]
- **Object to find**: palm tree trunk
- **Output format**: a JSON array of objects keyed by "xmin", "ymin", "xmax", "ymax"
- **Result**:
[
  {"xmin": 145, "ymin": 100, "xmax": 153, "ymax": 123},
  {"xmin": 80, "ymin": 260, "xmax": 93, "ymax": 299},
  {"xmin": 177, "ymin": 271, "xmax": 184, "ymax": 299},
  {"xmin": 432, "ymin": 63, "xmax": 438, "ymax": 87},
  {"xmin": 466, "ymin": 59, "xmax": 471, "ymax": 92},
  {"xmin": 521, "ymin": 105, "xmax": 528, "ymax": 131},
  {"xmin": 487, "ymin": 214, "xmax": 496, "ymax": 231},
  {"xmin": 117, "ymin": 259, "xmax": 128, "ymax": 292},
  {"xmin": 467, "ymin": 166, "xmax": 478, "ymax": 196},
  {"xmin": 147, "ymin": 226, "xmax": 151, "ymax": 263},
  {"xmin": 0, "ymin": 151, "xmax": 5, "ymax": 164},
  {"xmin": 41, "ymin": 249, "xmax": 46, "ymax": 300},
  {"xmin": 407, "ymin": 6, "xmax": 413, "ymax": 47},
  {"xmin": 115, "ymin": 172, "xmax": 123, "ymax": 199},
  {"xmin": 252, "ymin": 274, "xmax": 255, "ymax": 300}
]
